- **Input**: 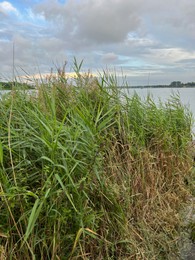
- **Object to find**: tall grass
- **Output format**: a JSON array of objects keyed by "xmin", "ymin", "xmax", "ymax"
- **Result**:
[{"xmin": 0, "ymin": 62, "xmax": 194, "ymax": 259}]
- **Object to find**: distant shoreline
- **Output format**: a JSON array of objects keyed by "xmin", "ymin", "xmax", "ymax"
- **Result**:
[
  {"xmin": 1, "ymin": 80, "xmax": 195, "ymax": 90},
  {"xmin": 0, "ymin": 81, "xmax": 34, "ymax": 90},
  {"xmin": 1, "ymin": 86, "xmax": 195, "ymax": 90},
  {"xmin": 119, "ymin": 85, "xmax": 195, "ymax": 89}
]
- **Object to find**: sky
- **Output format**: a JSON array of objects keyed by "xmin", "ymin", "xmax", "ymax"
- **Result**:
[{"xmin": 1, "ymin": 0, "xmax": 195, "ymax": 85}]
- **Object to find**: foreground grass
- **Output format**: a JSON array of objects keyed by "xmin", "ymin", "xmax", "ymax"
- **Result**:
[{"xmin": 0, "ymin": 66, "xmax": 194, "ymax": 259}]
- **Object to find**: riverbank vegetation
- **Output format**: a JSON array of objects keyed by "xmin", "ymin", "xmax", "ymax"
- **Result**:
[
  {"xmin": 0, "ymin": 62, "xmax": 194, "ymax": 259},
  {"xmin": 1, "ymin": 80, "xmax": 195, "ymax": 90},
  {"xmin": 127, "ymin": 81, "xmax": 195, "ymax": 89},
  {"xmin": 0, "ymin": 81, "xmax": 34, "ymax": 90}
]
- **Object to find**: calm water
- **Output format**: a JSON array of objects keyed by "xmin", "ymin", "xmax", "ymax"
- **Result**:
[{"xmin": 1, "ymin": 87, "xmax": 195, "ymax": 133}]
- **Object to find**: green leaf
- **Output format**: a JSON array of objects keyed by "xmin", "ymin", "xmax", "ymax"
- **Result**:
[
  {"xmin": 0, "ymin": 141, "xmax": 3, "ymax": 165},
  {"xmin": 55, "ymin": 173, "xmax": 78, "ymax": 213}
]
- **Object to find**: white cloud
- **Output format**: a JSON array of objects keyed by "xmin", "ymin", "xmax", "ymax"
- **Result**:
[
  {"xmin": 145, "ymin": 48, "xmax": 195, "ymax": 66},
  {"xmin": 0, "ymin": 1, "xmax": 19, "ymax": 16}
]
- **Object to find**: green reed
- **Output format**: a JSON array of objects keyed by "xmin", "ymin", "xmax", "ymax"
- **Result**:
[{"xmin": 0, "ymin": 61, "xmax": 194, "ymax": 259}]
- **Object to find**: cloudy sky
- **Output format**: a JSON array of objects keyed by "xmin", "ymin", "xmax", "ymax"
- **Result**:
[{"xmin": 0, "ymin": 0, "xmax": 195, "ymax": 85}]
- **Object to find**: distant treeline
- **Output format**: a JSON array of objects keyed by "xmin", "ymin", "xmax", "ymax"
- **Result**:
[
  {"xmin": 1, "ymin": 80, "xmax": 195, "ymax": 90},
  {"xmin": 166, "ymin": 81, "xmax": 195, "ymax": 88},
  {"xmin": 0, "ymin": 81, "xmax": 34, "ymax": 90},
  {"xmin": 125, "ymin": 81, "xmax": 195, "ymax": 88}
]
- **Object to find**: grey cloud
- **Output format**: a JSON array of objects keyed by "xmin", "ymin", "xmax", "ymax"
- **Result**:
[
  {"xmin": 32, "ymin": 0, "xmax": 195, "ymax": 59},
  {"xmin": 34, "ymin": 0, "xmax": 143, "ymax": 44},
  {"xmin": 101, "ymin": 52, "xmax": 118, "ymax": 64},
  {"xmin": 76, "ymin": 0, "xmax": 141, "ymax": 43},
  {"xmin": 1, "ymin": 0, "xmax": 195, "ymax": 84},
  {"xmin": 139, "ymin": 0, "xmax": 195, "ymax": 49},
  {"xmin": 175, "ymin": 59, "xmax": 195, "ymax": 71},
  {"xmin": 177, "ymin": 59, "xmax": 195, "ymax": 64},
  {"xmin": 38, "ymin": 39, "xmax": 65, "ymax": 55}
]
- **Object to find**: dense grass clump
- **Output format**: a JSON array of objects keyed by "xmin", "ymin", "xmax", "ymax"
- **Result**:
[{"xmin": 0, "ymin": 64, "xmax": 194, "ymax": 259}]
